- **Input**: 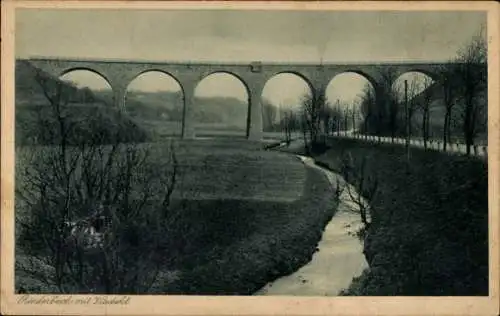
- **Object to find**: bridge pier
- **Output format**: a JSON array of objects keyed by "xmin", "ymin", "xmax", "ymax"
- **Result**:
[
  {"xmin": 247, "ymin": 85, "xmax": 264, "ymax": 141},
  {"xmin": 113, "ymin": 85, "xmax": 127, "ymax": 112},
  {"xmin": 181, "ymin": 81, "xmax": 196, "ymax": 139}
]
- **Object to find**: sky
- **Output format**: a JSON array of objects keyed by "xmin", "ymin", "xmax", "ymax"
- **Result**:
[{"xmin": 17, "ymin": 9, "xmax": 486, "ymax": 106}]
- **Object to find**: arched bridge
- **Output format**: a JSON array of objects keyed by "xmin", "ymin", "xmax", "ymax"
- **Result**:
[{"xmin": 26, "ymin": 57, "xmax": 454, "ymax": 141}]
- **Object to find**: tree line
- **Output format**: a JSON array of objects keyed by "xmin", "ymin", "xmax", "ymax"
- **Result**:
[
  {"xmin": 355, "ymin": 27, "xmax": 487, "ymax": 155},
  {"xmin": 264, "ymin": 27, "xmax": 487, "ymax": 156}
]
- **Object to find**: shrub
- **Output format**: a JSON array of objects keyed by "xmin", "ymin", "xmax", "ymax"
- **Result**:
[{"xmin": 17, "ymin": 139, "xmax": 179, "ymax": 293}]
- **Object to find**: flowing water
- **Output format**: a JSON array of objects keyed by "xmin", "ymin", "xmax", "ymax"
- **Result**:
[{"xmin": 255, "ymin": 154, "xmax": 369, "ymax": 296}]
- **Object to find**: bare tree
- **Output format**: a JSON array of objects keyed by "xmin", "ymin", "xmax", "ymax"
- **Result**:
[
  {"xmin": 455, "ymin": 27, "xmax": 487, "ymax": 155},
  {"xmin": 333, "ymin": 100, "xmax": 342, "ymax": 136},
  {"xmin": 436, "ymin": 63, "xmax": 460, "ymax": 151},
  {"xmin": 395, "ymin": 77, "xmax": 421, "ymax": 144},
  {"xmin": 262, "ymin": 99, "xmax": 277, "ymax": 132},
  {"xmin": 342, "ymin": 105, "xmax": 349, "ymax": 136},
  {"xmin": 281, "ymin": 110, "xmax": 297, "ymax": 145},
  {"xmin": 300, "ymin": 114, "xmax": 310, "ymax": 154},
  {"xmin": 300, "ymin": 89, "xmax": 328, "ymax": 150},
  {"xmin": 336, "ymin": 152, "xmax": 378, "ymax": 235},
  {"xmin": 351, "ymin": 103, "xmax": 359, "ymax": 137},
  {"xmin": 325, "ymin": 100, "xmax": 342, "ymax": 138},
  {"xmin": 417, "ymin": 77, "xmax": 435, "ymax": 149},
  {"xmin": 322, "ymin": 106, "xmax": 332, "ymax": 136},
  {"xmin": 375, "ymin": 67, "xmax": 399, "ymax": 140},
  {"xmin": 17, "ymin": 70, "xmax": 180, "ymax": 294},
  {"xmin": 359, "ymin": 83, "xmax": 376, "ymax": 140}
]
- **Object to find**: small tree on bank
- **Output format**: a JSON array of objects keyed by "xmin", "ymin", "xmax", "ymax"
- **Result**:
[{"xmin": 337, "ymin": 152, "xmax": 378, "ymax": 236}]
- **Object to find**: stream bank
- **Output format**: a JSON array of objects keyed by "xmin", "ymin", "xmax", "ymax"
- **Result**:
[{"xmin": 255, "ymin": 153, "xmax": 369, "ymax": 296}]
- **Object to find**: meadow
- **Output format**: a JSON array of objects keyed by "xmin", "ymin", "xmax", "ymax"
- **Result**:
[{"xmin": 15, "ymin": 139, "xmax": 337, "ymax": 294}]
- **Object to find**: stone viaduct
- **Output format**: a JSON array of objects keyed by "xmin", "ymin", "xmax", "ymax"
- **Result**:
[{"xmin": 27, "ymin": 57, "xmax": 451, "ymax": 141}]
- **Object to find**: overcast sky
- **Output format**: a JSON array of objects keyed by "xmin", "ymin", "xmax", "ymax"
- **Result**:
[{"xmin": 16, "ymin": 9, "xmax": 486, "ymax": 106}]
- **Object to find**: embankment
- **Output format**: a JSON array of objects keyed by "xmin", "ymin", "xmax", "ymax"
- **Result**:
[{"xmin": 313, "ymin": 137, "xmax": 488, "ymax": 295}]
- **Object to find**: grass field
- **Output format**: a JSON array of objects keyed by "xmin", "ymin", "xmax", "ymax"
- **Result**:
[
  {"xmin": 160, "ymin": 166, "xmax": 336, "ymax": 294},
  {"xmin": 130, "ymin": 117, "xmax": 249, "ymax": 139},
  {"xmin": 308, "ymin": 138, "xmax": 488, "ymax": 295},
  {"xmin": 15, "ymin": 140, "xmax": 337, "ymax": 294}
]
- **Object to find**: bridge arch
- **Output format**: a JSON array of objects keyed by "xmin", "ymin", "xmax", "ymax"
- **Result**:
[
  {"xmin": 198, "ymin": 71, "xmax": 250, "ymax": 94},
  {"xmin": 125, "ymin": 69, "xmax": 184, "ymax": 96},
  {"xmin": 261, "ymin": 72, "xmax": 314, "ymax": 133},
  {"xmin": 395, "ymin": 68, "xmax": 438, "ymax": 82},
  {"xmin": 58, "ymin": 68, "xmax": 115, "ymax": 107},
  {"xmin": 266, "ymin": 71, "xmax": 315, "ymax": 95},
  {"xmin": 331, "ymin": 70, "xmax": 378, "ymax": 91},
  {"xmin": 194, "ymin": 71, "xmax": 250, "ymax": 138},
  {"xmin": 124, "ymin": 70, "xmax": 185, "ymax": 137},
  {"xmin": 392, "ymin": 68, "xmax": 438, "ymax": 139},
  {"xmin": 392, "ymin": 71, "xmax": 435, "ymax": 102},
  {"xmin": 325, "ymin": 72, "xmax": 376, "ymax": 135},
  {"xmin": 59, "ymin": 67, "xmax": 113, "ymax": 91},
  {"xmin": 325, "ymin": 71, "xmax": 377, "ymax": 104}
]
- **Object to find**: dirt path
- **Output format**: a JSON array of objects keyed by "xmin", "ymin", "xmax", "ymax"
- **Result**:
[{"xmin": 254, "ymin": 155, "xmax": 369, "ymax": 296}]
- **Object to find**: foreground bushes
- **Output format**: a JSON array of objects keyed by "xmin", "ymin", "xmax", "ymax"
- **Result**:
[
  {"xmin": 16, "ymin": 141, "xmax": 178, "ymax": 293},
  {"xmin": 315, "ymin": 138, "xmax": 488, "ymax": 295}
]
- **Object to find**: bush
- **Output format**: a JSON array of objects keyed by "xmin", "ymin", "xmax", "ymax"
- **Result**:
[{"xmin": 17, "ymin": 139, "xmax": 179, "ymax": 293}]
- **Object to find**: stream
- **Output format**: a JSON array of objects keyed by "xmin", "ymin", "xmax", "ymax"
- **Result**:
[{"xmin": 254, "ymin": 153, "xmax": 369, "ymax": 296}]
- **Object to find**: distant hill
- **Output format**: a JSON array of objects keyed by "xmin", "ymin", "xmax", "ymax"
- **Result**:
[
  {"xmin": 192, "ymin": 96, "xmax": 248, "ymax": 128},
  {"xmin": 105, "ymin": 89, "xmax": 249, "ymax": 129},
  {"xmin": 15, "ymin": 60, "xmax": 149, "ymax": 146}
]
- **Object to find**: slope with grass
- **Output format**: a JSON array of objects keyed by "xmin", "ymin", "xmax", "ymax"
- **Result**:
[
  {"xmin": 15, "ymin": 60, "xmax": 149, "ymax": 146},
  {"xmin": 160, "ymin": 163, "xmax": 336, "ymax": 295},
  {"xmin": 313, "ymin": 138, "xmax": 488, "ymax": 295}
]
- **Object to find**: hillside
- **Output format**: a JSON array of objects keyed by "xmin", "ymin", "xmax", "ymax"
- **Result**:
[
  {"xmin": 15, "ymin": 60, "xmax": 101, "ymax": 107},
  {"xmin": 15, "ymin": 60, "xmax": 149, "ymax": 146}
]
